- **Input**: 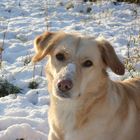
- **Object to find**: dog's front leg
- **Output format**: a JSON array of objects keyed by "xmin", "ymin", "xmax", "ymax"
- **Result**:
[{"xmin": 48, "ymin": 131, "xmax": 62, "ymax": 140}]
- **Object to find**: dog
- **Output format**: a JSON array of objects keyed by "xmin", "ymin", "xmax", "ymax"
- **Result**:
[{"xmin": 32, "ymin": 31, "xmax": 140, "ymax": 140}]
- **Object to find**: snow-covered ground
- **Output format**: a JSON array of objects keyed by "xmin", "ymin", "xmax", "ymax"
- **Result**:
[{"xmin": 0, "ymin": 0, "xmax": 140, "ymax": 139}]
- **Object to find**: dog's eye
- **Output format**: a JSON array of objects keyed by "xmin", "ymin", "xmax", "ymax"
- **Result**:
[
  {"xmin": 56, "ymin": 53, "xmax": 65, "ymax": 61},
  {"xmin": 82, "ymin": 60, "xmax": 93, "ymax": 67}
]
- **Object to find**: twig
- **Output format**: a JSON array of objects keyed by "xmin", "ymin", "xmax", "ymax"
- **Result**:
[{"xmin": 0, "ymin": 21, "xmax": 9, "ymax": 69}]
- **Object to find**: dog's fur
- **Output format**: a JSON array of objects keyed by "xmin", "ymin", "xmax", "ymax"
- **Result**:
[{"xmin": 32, "ymin": 31, "xmax": 140, "ymax": 140}]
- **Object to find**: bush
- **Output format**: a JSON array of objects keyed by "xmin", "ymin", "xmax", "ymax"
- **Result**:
[
  {"xmin": 0, "ymin": 79, "xmax": 21, "ymax": 97},
  {"xmin": 116, "ymin": 0, "xmax": 140, "ymax": 4},
  {"xmin": 83, "ymin": 0, "xmax": 140, "ymax": 3},
  {"xmin": 28, "ymin": 81, "xmax": 39, "ymax": 89}
]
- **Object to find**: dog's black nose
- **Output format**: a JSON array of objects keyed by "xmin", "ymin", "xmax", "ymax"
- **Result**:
[{"xmin": 57, "ymin": 79, "xmax": 73, "ymax": 92}]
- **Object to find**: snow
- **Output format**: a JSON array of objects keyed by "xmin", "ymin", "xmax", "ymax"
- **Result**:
[
  {"xmin": 0, "ymin": 0, "xmax": 140, "ymax": 139},
  {"xmin": 64, "ymin": 63, "xmax": 76, "ymax": 78},
  {"xmin": 0, "ymin": 123, "xmax": 47, "ymax": 140}
]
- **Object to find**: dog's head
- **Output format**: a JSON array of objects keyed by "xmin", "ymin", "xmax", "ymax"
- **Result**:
[{"xmin": 32, "ymin": 31, "xmax": 125, "ymax": 99}]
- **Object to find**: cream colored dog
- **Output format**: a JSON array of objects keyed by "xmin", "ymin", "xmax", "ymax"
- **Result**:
[{"xmin": 32, "ymin": 31, "xmax": 140, "ymax": 140}]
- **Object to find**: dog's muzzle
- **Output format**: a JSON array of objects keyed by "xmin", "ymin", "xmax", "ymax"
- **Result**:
[{"xmin": 55, "ymin": 63, "xmax": 76, "ymax": 98}]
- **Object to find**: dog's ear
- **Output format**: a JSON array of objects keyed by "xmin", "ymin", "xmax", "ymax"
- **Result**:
[
  {"xmin": 97, "ymin": 38, "xmax": 125, "ymax": 75},
  {"xmin": 32, "ymin": 31, "xmax": 65, "ymax": 63},
  {"xmin": 32, "ymin": 32, "xmax": 55, "ymax": 63}
]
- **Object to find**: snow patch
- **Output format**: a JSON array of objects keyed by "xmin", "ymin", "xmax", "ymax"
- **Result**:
[{"xmin": 0, "ymin": 123, "xmax": 47, "ymax": 140}]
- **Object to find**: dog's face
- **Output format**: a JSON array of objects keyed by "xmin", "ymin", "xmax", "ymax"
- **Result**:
[
  {"xmin": 46, "ymin": 34, "xmax": 104, "ymax": 99},
  {"xmin": 32, "ymin": 32, "xmax": 125, "ymax": 99}
]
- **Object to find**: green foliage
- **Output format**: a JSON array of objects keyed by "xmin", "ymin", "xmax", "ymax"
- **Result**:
[
  {"xmin": 16, "ymin": 34, "xmax": 28, "ymax": 42},
  {"xmin": 23, "ymin": 56, "xmax": 31, "ymax": 66},
  {"xmin": 0, "ymin": 44, "xmax": 4, "ymax": 69},
  {"xmin": 86, "ymin": 7, "xmax": 92, "ymax": 13},
  {"xmin": 84, "ymin": 0, "xmax": 97, "ymax": 2},
  {"xmin": 0, "ymin": 79, "xmax": 21, "ymax": 97},
  {"xmin": 83, "ymin": 0, "xmax": 140, "ymax": 3},
  {"xmin": 116, "ymin": 0, "xmax": 140, "ymax": 4},
  {"xmin": 28, "ymin": 81, "xmax": 39, "ymax": 89}
]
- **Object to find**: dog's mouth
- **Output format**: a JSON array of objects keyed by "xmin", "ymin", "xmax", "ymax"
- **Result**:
[
  {"xmin": 56, "ymin": 91, "xmax": 71, "ymax": 99},
  {"xmin": 55, "ymin": 89, "xmax": 81, "ymax": 99}
]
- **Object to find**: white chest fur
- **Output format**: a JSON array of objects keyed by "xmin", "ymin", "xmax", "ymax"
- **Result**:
[{"xmin": 56, "ymin": 99, "xmax": 78, "ymax": 132}]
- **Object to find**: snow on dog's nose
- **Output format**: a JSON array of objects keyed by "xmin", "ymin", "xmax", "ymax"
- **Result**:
[{"xmin": 66, "ymin": 63, "xmax": 76, "ymax": 76}]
